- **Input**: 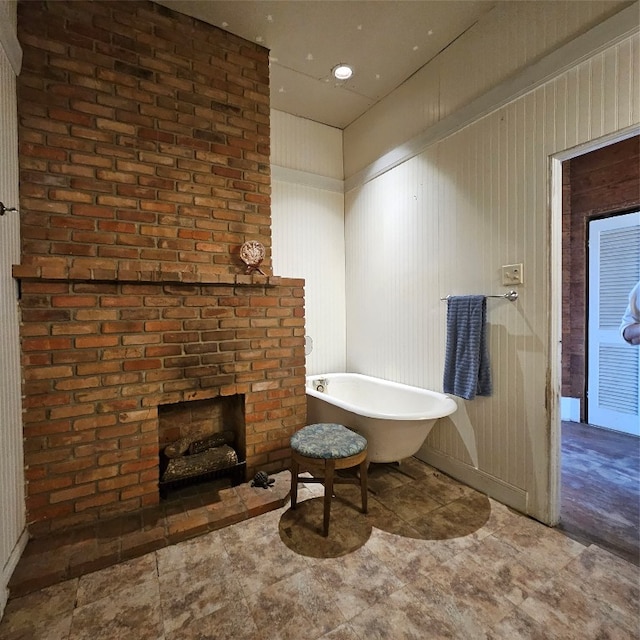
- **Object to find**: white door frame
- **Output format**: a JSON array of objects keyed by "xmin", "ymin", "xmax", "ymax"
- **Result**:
[{"xmin": 548, "ymin": 124, "xmax": 640, "ymax": 526}]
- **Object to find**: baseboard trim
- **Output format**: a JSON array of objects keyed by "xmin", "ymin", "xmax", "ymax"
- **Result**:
[
  {"xmin": 561, "ymin": 397, "xmax": 581, "ymax": 422},
  {"xmin": 415, "ymin": 447, "xmax": 528, "ymax": 515}
]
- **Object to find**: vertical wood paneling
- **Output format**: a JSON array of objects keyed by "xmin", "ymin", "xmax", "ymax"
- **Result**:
[
  {"xmin": 270, "ymin": 109, "xmax": 343, "ymax": 180},
  {"xmin": 270, "ymin": 109, "xmax": 347, "ymax": 377},
  {"xmin": 440, "ymin": 0, "xmax": 627, "ymax": 119},
  {"xmin": 632, "ymin": 36, "xmax": 639, "ymax": 125},
  {"xmin": 271, "ymin": 180, "xmax": 346, "ymax": 376},
  {"xmin": 617, "ymin": 38, "xmax": 632, "ymax": 128},
  {"xmin": 0, "ymin": 0, "xmax": 25, "ymax": 617},
  {"xmin": 343, "ymin": 34, "xmax": 639, "ymax": 519},
  {"xmin": 343, "ymin": 68, "xmax": 441, "ymax": 182},
  {"xmin": 270, "ymin": 111, "xmax": 347, "ymax": 376}
]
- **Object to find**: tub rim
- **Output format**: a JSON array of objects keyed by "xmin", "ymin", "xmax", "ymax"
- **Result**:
[{"xmin": 305, "ymin": 372, "xmax": 457, "ymax": 421}]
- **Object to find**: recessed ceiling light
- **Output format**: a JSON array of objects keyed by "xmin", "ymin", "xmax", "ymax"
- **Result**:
[{"xmin": 332, "ymin": 64, "xmax": 353, "ymax": 80}]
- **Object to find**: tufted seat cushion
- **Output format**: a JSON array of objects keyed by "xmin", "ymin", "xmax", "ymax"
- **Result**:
[{"xmin": 290, "ymin": 423, "xmax": 367, "ymax": 459}]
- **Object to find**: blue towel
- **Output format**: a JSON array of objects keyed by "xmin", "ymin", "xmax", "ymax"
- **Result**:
[{"xmin": 443, "ymin": 295, "xmax": 492, "ymax": 400}]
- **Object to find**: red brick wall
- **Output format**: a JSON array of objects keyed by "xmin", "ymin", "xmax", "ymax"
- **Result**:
[
  {"xmin": 17, "ymin": 0, "xmax": 271, "ymax": 275},
  {"xmin": 17, "ymin": 278, "xmax": 305, "ymax": 533},
  {"xmin": 15, "ymin": 0, "xmax": 306, "ymax": 534},
  {"xmin": 561, "ymin": 135, "xmax": 640, "ymax": 419}
]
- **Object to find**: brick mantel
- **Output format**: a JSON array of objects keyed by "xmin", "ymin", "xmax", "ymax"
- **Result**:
[{"xmin": 13, "ymin": 257, "xmax": 289, "ymax": 287}]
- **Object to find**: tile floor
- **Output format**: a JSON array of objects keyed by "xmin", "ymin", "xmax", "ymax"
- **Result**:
[
  {"xmin": 1, "ymin": 459, "xmax": 639, "ymax": 640},
  {"xmin": 6, "ymin": 471, "xmax": 291, "ymax": 599}
]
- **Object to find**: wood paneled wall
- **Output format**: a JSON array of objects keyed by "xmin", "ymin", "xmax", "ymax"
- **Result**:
[
  {"xmin": 270, "ymin": 110, "xmax": 347, "ymax": 376},
  {"xmin": 0, "ymin": 0, "xmax": 25, "ymax": 618},
  {"xmin": 344, "ymin": 33, "xmax": 640, "ymax": 521}
]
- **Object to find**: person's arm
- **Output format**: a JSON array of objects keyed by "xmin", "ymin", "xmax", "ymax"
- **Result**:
[
  {"xmin": 620, "ymin": 282, "xmax": 640, "ymax": 345},
  {"xmin": 622, "ymin": 323, "xmax": 640, "ymax": 345}
]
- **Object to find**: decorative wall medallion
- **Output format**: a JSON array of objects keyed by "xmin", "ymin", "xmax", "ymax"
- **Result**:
[{"xmin": 240, "ymin": 240, "xmax": 266, "ymax": 275}]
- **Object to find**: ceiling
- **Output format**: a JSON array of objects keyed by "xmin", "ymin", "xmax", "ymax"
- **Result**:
[{"xmin": 156, "ymin": 1, "xmax": 497, "ymax": 129}]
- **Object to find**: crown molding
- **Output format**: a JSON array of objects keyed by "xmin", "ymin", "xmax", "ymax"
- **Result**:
[{"xmin": 271, "ymin": 165, "xmax": 344, "ymax": 193}]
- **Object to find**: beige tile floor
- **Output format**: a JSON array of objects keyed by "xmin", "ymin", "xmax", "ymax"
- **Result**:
[{"xmin": 1, "ymin": 459, "xmax": 638, "ymax": 640}]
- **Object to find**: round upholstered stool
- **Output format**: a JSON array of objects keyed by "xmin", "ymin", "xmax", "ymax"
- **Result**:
[{"xmin": 290, "ymin": 423, "xmax": 368, "ymax": 537}]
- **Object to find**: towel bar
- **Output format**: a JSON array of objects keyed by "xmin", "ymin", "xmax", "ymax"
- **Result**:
[{"xmin": 440, "ymin": 290, "xmax": 518, "ymax": 302}]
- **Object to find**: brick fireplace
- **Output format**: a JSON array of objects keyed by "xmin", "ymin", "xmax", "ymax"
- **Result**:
[{"xmin": 14, "ymin": 0, "xmax": 306, "ymax": 536}]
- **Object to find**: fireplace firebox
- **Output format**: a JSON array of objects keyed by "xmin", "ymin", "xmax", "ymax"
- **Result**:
[{"xmin": 158, "ymin": 396, "xmax": 247, "ymax": 498}]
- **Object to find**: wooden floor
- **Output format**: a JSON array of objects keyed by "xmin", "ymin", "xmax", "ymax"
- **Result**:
[{"xmin": 559, "ymin": 420, "xmax": 640, "ymax": 566}]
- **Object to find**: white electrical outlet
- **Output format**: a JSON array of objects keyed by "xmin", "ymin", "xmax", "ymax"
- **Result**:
[{"xmin": 502, "ymin": 263, "xmax": 523, "ymax": 285}]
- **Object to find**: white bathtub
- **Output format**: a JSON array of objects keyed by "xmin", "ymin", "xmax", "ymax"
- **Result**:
[{"xmin": 305, "ymin": 373, "xmax": 457, "ymax": 464}]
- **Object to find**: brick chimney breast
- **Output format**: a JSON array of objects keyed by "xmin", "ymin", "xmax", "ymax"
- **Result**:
[{"xmin": 15, "ymin": 0, "xmax": 305, "ymax": 535}]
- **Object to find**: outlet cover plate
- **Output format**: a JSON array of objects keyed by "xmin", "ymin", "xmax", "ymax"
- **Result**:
[{"xmin": 502, "ymin": 263, "xmax": 523, "ymax": 285}]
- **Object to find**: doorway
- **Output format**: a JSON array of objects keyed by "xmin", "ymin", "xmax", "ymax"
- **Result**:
[
  {"xmin": 555, "ymin": 133, "xmax": 640, "ymax": 562},
  {"xmin": 560, "ymin": 137, "xmax": 640, "ymax": 423}
]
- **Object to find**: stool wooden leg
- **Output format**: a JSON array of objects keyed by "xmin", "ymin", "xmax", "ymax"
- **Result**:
[
  {"xmin": 323, "ymin": 459, "xmax": 335, "ymax": 537},
  {"xmin": 290, "ymin": 457, "xmax": 299, "ymax": 510},
  {"xmin": 359, "ymin": 459, "xmax": 368, "ymax": 514}
]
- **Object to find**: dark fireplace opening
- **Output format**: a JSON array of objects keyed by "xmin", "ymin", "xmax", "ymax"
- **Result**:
[{"xmin": 157, "ymin": 395, "xmax": 247, "ymax": 498}]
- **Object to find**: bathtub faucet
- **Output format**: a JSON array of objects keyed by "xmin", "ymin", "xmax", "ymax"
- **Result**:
[{"xmin": 313, "ymin": 378, "xmax": 328, "ymax": 393}]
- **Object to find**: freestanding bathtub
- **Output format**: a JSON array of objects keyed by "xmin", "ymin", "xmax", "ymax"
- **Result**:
[{"xmin": 305, "ymin": 373, "xmax": 457, "ymax": 464}]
